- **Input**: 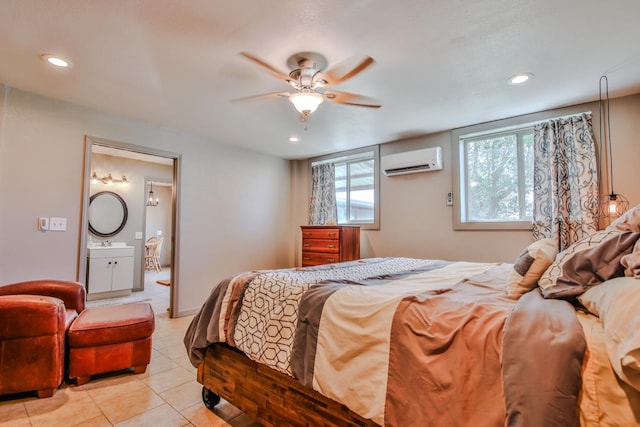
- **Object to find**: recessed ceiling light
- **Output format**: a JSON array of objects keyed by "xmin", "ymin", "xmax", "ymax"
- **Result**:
[
  {"xmin": 508, "ymin": 73, "xmax": 533, "ymax": 85},
  {"xmin": 289, "ymin": 137, "xmax": 299, "ymax": 143},
  {"xmin": 41, "ymin": 54, "xmax": 70, "ymax": 68}
]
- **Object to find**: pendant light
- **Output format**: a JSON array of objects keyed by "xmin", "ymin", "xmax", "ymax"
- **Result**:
[
  {"xmin": 598, "ymin": 75, "xmax": 628, "ymax": 218},
  {"xmin": 147, "ymin": 183, "xmax": 159, "ymax": 207}
]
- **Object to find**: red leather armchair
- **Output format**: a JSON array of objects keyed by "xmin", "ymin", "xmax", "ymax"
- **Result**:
[{"xmin": 0, "ymin": 280, "xmax": 86, "ymax": 398}]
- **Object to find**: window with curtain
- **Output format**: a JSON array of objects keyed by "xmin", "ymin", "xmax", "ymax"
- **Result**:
[
  {"xmin": 309, "ymin": 145, "xmax": 380, "ymax": 229},
  {"xmin": 453, "ymin": 111, "xmax": 598, "ymax": 241}
]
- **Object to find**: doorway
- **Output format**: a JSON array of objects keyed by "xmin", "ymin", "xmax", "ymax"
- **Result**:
[
  {"xmin": 142, "ymin": 178, "xmax": 172, "ymax": 305},
  {"xmin": 78, "ymin": 136, "xmax": 181, "ymax": 317}
]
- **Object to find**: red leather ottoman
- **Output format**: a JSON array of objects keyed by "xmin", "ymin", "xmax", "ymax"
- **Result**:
[{"xmin": 67, "ymin": 302, "xmax": 155, "ymax": 385}]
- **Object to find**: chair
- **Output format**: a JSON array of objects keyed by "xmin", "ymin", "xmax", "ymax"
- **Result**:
[
  {"xmin": 144, "ymin": 236, "xmax": 164, "ymax": 272},
  {"xmin": 0, "ymin": 280, "xmax": 86, "ymax": 398},
  {"xmin": 152, "ymin": 237, "xmax": 164, "ymax": 272},
  {"xmin": 144, "ymin": 237, "xmax": 157, "ymax": 271}
]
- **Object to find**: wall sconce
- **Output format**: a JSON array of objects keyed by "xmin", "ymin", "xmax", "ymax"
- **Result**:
[
  {"xmin": 146, "ymin": 183, "xmax": 159, "ymax": 207},
  {"xmin": 91, "ymin": 172, "xmax": 128, "ymax": 186},
  {"xmin": 598, "ymin": 75, "xmax": 629, "ymax": 218}
]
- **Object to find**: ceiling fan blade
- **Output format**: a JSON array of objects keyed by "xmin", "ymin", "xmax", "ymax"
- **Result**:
[
  {"xmin": 231, "ymin": 92, "xmax": 290, "ymax": 103},
  {"xmin": 322, "ymin": 56, "xmax": 375, "ymax": 86},
  {"xmin": 239, "ymin": 52, "xmax": 290, "ymax": 81},
  {"xmin": 324, "ymin": 91, "xmax": 381, "ymax": 108}
]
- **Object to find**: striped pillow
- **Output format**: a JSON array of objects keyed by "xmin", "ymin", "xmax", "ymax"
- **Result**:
[{"xmin": 539, "ymin": 230, "xmax": 640, "ymax": 299}]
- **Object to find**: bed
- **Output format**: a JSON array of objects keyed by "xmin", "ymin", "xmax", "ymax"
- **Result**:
[{"xmin": 184, "ymin": 208, "xmax": 640, "ymax": 427}]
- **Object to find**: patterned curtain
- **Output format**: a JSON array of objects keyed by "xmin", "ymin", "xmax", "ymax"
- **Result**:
[
  {"xmin": 532, "ymin": 113, "xmax": 599, "ymax": 250},
  {"xmin": 308, "ymin": 163, "xmax": 338, "ymax": 225}
]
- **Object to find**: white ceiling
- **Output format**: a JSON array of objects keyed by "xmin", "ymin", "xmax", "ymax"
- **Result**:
[{"xmin": 2, "ymin": 1, "xmax": 640, "ymax": 160}]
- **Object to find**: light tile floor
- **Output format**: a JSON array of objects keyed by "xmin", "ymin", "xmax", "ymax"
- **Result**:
[{"xmin": 0, "ymin": 269, "xmax": 259, "ymax": 427}]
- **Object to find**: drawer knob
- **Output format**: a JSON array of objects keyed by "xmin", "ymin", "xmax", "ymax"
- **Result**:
[
  {"xmin": 303, "ymin": 257, "xmax": 311, "ymax": 261},
  {"xmin": 303, "ymin": 244, "xmax": 311, "ymax": 247},
  {"xmin": 327, "ymin": 244, "xmax": 335, "ymax": 248},
  {"xmin": 328, "ymin": 258, "xmax": 336, "ymax": 262}
]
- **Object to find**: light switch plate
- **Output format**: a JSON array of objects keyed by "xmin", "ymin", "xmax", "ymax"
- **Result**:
[
  {"xmin": 49, "ymin": 217, "xmax": 67, "ymax": 231},
  {"xmin": 135, "ymin": 231, "xmax": 143, "ymax": 240}
]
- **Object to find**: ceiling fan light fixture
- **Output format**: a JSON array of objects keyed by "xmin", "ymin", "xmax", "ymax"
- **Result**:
[{"xmin": 289, "ymin": 91, "xmax": 324, "ymax": 113}]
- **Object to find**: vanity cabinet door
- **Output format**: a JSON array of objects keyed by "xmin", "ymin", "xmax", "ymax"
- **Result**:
[
  {"xmin": 88, "ymin": 257, "xmax": 114, "ymax": 294},
  {"xmin": 111, "ymin": 255, "xmax": 134, "ymax": 291}
]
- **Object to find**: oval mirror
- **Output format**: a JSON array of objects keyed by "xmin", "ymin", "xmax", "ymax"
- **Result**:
[{"xmin": 88, "ymin": 191, "xmax": 128, "ymax": 237}]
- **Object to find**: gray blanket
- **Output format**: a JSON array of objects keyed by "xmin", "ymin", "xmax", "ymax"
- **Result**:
[{"xmin": 503, "ymin": 289, "xmax": 586, "ymax": 427}]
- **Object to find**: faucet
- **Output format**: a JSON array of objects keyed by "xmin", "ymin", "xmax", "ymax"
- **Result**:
[{"xmin": 101, "ymin": 240, "xmax": 112, "ymax": 247}]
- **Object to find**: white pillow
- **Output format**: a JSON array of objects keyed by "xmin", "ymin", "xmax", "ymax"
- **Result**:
[
  {"xmin": 505, "ymin": 238, "xmax": 557, "ymax": 299},
  {"xmin": 578, "ymin": 276, "xmax": 640, "ymax": 391}
]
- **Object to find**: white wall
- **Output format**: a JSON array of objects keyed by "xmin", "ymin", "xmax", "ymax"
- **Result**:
[
  {"xmin": 605, "ymin": 93, "xmax": 640, "ymax": 208},
  {"xmin": 0, "ymin": 87, "xmax": 292, "ymax": 316},
  {"xmin": 293, "ymin": 93, "xmax": 640, "ymax": 264}
]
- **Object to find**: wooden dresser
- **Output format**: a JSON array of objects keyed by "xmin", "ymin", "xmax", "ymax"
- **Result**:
[{"xmin": 300, "ymin": 225, "xmax": 360, "ymax": 267}]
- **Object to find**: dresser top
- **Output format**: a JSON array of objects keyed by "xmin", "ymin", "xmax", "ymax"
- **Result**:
[{"xmin": 301, "ymin": 225, "xmax": 360, "ymax": 229}]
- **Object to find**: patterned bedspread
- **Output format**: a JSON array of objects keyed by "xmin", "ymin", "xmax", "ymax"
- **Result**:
[{"xmin": 184, "ymin": 257, "xmax": 586, "ymax": 426}]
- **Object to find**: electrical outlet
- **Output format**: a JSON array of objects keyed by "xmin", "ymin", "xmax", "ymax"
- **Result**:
[
  {"xmin": 446, "ymin": 192, "xmax": 453, "ymax": 206},
  {"xmin": 49, "ymin": 217, "xmax": 67, "ymax": 231}
]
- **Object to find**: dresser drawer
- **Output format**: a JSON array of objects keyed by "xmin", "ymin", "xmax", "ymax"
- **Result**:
[
  {"xmin": 302, "ymin": 239, "xmax": 340, "ymax": 253},
  {"xmin": 300, "ymin": 226, "xmax": 360, "ymax": 267},
  {"xmin": 302, "ymin": 252, "xmax": 341, "ymax": 266},
  {"xmin": 301, "ymin": 228, "xmax": 341, "ymax": 240}
]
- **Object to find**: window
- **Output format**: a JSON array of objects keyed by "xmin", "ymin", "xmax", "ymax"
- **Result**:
[
  {"xmin": 311, "ymin": 145, "xmax": 380, "ymax": 229},
  {"xmin": 453, "ymin": 125, "xmax": 534, "ymax": 230}
]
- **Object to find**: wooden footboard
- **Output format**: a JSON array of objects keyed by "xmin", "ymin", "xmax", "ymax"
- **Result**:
[{"xmin": 197, "ymin": 343, "xmax": 378, "ymax": 427}]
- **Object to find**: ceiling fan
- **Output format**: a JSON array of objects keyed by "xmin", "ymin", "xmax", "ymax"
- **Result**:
[{"xmin": 233, "ymin": 51, "xmax": 381, "ymax": 121}]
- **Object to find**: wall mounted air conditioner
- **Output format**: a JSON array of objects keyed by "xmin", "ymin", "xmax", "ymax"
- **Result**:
[{"xmin": 382, "ymin": 146, "xmax": 443, "ymax": 176}]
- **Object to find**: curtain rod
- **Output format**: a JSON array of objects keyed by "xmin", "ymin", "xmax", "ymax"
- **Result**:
[{"xmin": 460, "ymin": 111, "xmax": 592, "ymax": 140}]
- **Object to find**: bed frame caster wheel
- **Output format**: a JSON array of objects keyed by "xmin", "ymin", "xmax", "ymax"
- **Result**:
[{"xmin": 202, "ymin": 387, "xmax": 221, "ymax": 410}]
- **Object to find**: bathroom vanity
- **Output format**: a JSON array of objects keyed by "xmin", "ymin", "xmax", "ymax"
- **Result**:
[{"xmin": 86, "ymin": 243, "xmax": 134, "ymax": 295}]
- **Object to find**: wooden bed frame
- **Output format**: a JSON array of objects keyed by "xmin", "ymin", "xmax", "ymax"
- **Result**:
[{"xmin": 197, "ymin": 343, "xmax": 378, "ymax": 427}]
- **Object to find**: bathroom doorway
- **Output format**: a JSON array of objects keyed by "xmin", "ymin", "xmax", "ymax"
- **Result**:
[{"xmin": 78, "ymin": 136, "xmax": 181, "ymax": 317}]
